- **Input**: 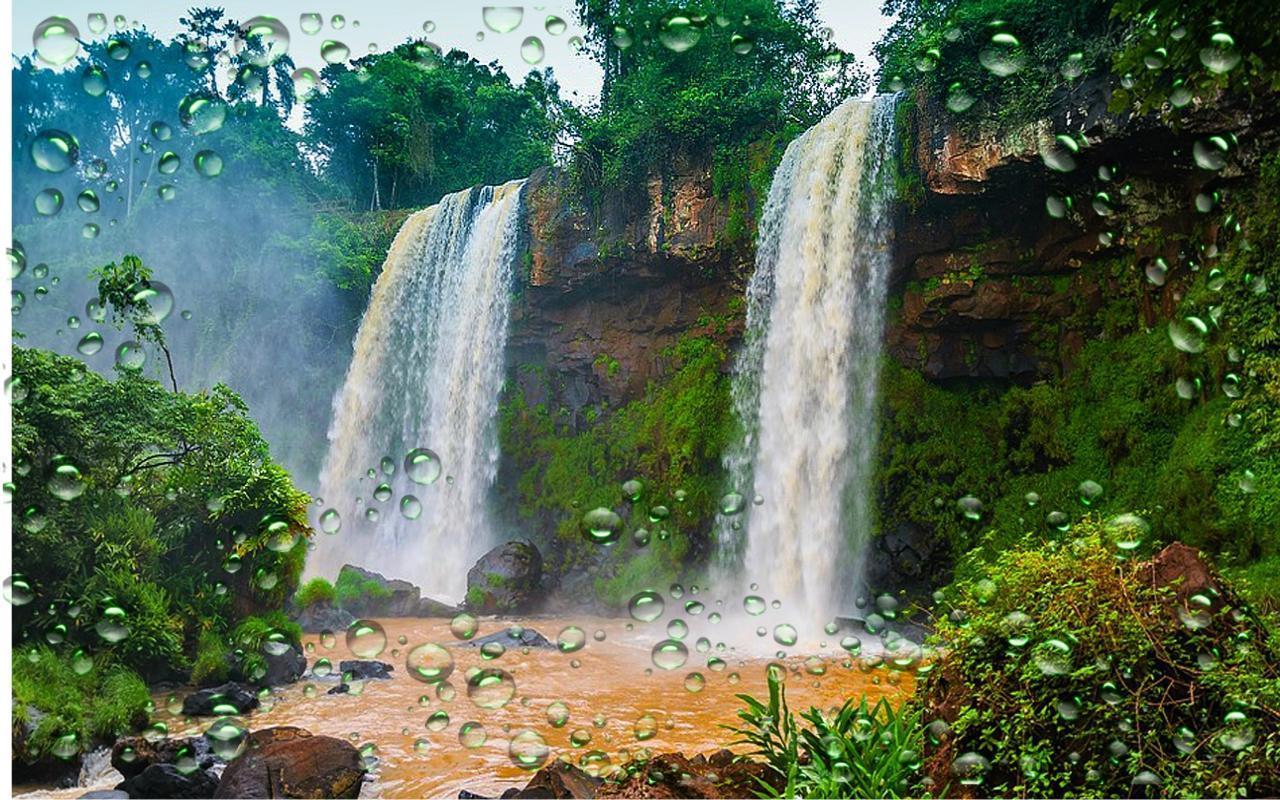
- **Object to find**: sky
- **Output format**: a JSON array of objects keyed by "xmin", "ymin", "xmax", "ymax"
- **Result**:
[{"xmin": 11, "ymin": 1, "xmax": 893, "ymax": 102}]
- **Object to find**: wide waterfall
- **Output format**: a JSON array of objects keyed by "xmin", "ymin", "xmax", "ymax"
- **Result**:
[
  {"xmin": 719, "ymin": 97, "xmax": 897, "ymax": 628},
  {"xmin": 307, "ymin": 181, "xmax": 525, "ymax": 601}
]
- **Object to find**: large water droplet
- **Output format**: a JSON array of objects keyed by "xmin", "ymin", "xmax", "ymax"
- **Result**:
[
  {"xmin": 346, "ymin": 619, "xmax": 387, "ymax": 658},
  {"xmin": 651, "ymin": 639, "xmax": 688, "ymax": 670},
  {"xmin": 482, "ymin": 7, "xmax": 524, "ymax": 34},
  {"xmin": 520, "ymin": 36, "xmax": 545, "ymax": 64},
  {"xmin": 467, "ymin": 668, "xmax": 516, "ymax": 708},
  {"xmin": 1168, "ymin": 317, "xmax": 1208, "ymax": 353},
  {"xmin": 31, "ymin": 130, "xmax": 79, "ymax": 173},
  {"xmin": 48, "ymin": 461, "xmax": 86, "ymax": 501},
  {"xmin": 1199, "ymin": 32, "xmax": 1241, "ymax": 74},
  {"xmin": 34, "ymin": 188, "xmax": 63, "ymax": 216},
  {"xmin": 628, "ymin": 590, "xmax": 664, "ymax": 622},
  {"xmin": 236, "ymin": 16, "xmax": 290, "ymax": 67},
  {"xmin": 34, "ymin": 17, "xmax": 81, "ymax": 66},
  {"xmin": 658, "ymin": 14, "xmax": 702, "ymax": 52},
  {"xmin": 406, "ymin": 643, "xmax": 453, "ymax": 683},
  {"xmin": 581, "ymin": 507, "xmax": 622, "ymax": 545},
  {"xmin": 978, "ymin": 32, "xmax": 1025, "ymax": 76},
  {"xmin": 404, "ymin": 448, "xmax": 442, "ymax": 484},
  {"xmin": 509, "ymin": 729, "xmax": 548, "ymax": 770},
  {"xmin": 178, "ymin": 93, "xmax": 227, "ymax": 135},
  {"xmin": 115, "ymin": 341, "xmax": 146, "ymax": 371}
]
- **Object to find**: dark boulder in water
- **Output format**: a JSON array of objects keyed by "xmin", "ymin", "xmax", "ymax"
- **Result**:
[
  {"xmin": 294, "ymin": 600, "xmax": 354, "ymax": 633},
  {"xmin": 181, "ymin": 682, "xmax": 259, "ymax": 716},
  {"xmin": 111, "ymin": 735, "xmax": 217, "ymax": 780},
  {"xmin": 338, "ymin": 660, "xmax": 395, "ymax": 680},
  {"xmin": 116, "ymin": 763, "xmax": 218, "ymax": 799},
  {"xmin": 464, "ymin": 541, "xmax": 544, "ymax": 614},
  {"xmin": 213, "ymin": 727, "xmax": 364, "ymax": 799},
  {"xmin": 467, "ymin": 626, "xmax": 553, "ymax": 650}
]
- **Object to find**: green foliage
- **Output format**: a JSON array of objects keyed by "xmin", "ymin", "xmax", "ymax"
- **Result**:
[
  {"xmin": 875, "ymin": 0, "xmax": 1114, "ymax": 130},
  {"xmin": 1110, "ymin": 0, "xmax": 1280, "ymax": 114},
  {"xmin": 10, "ymin": 346, "xmax": 311, "ymax": 678},
  {"xmin": 229, "ymin": 612, "xmax": 303, "ymax": 684},
  {"xmin": 499, "ymin": 335, "xmax": 735, "ymax": 606},
  {"xmin": 334, "ymin": 569, "xmax": 393, "ymax": 608},
  {"xmin": 570, "ymin": 0, "xmax": 866, "ymax": 198},
  {"xmin": 916, "ymin": 524, "xmax": 1280, "ymax": 797},
  {"xmin": 191, "ymin": 628, "xmax": 231, "ymax": 686},
  {"xmin": 730, "ymin": 669, "xmax": 923, "ymax": 798},
  {"xmin": 305, "ymin": 45, "xmax": 560, "ymax": 210},
  {"xmin": 295, "ymin": 577, "xmax": 337, "ymax": 609},
  {"xmin": 12, "ymin": 648, "xmax": 149, "ymax": 763}
]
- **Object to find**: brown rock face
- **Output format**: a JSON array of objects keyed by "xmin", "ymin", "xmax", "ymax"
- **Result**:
[
  {"xmin": 892, "ymin": 80, "xmax": 1280, "ymax": 381},
  {"xmin": 213, "ymin": 727, "xmax": 364, "ymax": 799},
  {"xmin": 511, "ymin": 164, "xmax": 747, "ymax": 419}
]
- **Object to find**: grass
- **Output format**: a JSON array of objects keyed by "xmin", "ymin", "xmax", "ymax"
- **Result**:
[
  {"xmin": 295, "ymin": 577, "xmax": 337, "ymax": 608},
  {"xmin": 728, "ymin": 668, "xmax": 923, "ymax": 799}
]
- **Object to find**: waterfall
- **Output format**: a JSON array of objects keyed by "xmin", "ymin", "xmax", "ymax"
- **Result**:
[
  {"xmin": 718, "ymin": 97, "xmax": 897, "ymax": 627},
  {"xmin": 307, "ymin": 181, "xmax": 525, "ymax": 601}
]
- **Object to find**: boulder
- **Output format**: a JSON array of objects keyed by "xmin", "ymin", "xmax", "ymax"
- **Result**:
[
  {"xmin": 294, "ymin": 601, "xmax": 354, "ymax": 634},
  {"xmin": 228, "ymin": 643, "xmax": 306, "ymax": 687},
  {"xmin": 467, "ymin": 627, "xmax": 553, "ymax": 651},
  {"xmin": 112, "ymin": 736, "xmax": 216, "ymax": 780},
  {"xmin": 181, "ymin": 683, "xmax": 259, "ymax": 716},
  {"xmin": 116, "ymin": 763, "xmax": 218, "ymax": 799},
  {"xmin": 509, "ymin": 761, "xmax": 601, "ymax": 798},
  {"xmin": 337, "ymin": 660, "xmax": 394, "ymax": 680},
  {"xmin": 335, "ymin": 565, "xmax": 425, "ymax": 617},
  {"xmin": 464, "ymin": 541, "xmax": 544, "ymax": 614},
  {"xmin": 214, "ymin": 728, "xmax": 364, "ymax": 799}
]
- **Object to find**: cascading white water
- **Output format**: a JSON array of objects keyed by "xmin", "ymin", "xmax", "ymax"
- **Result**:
[
  {"xmin": 307, "ymin": 181, "xmax": 525, "ymax": 601},
  {"xmin": 718, "ymin": 96, "xmax": 897, "ymax": 628}
]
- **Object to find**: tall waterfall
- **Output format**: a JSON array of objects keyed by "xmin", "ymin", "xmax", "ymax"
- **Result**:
[
  {"xmin": 718, "ymin": 97, "xmax": 897, "ymax": 627},
  {"xmin": 307, "ymin": 181, "xmax": 525, "ymax": 601}
]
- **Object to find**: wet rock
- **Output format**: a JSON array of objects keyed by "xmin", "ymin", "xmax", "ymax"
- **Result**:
[
  {"xmin": 335, "ymin": 564, "xmax": 459, "ymax": 618},
  {"xmin": 116, "ymin": 763, "xmax": 218, "ymax": 799},
  {"xmin": 227, "ymin": 642, "xmax": 306, "ymax": 687},
  {"xmin": 213, "ymin": 728, "xmax": 364, "ymax": 799},
  {"xmin": 181, "ymin": 682, "xmax": 259, "ymax": 716},
  {"xmin": 112, "ymin": 736, "xmax": 216, "ymax": 780},
  {"xmin": 597, "ymin": 750, "xmax": 776, "ymax": 798},
  {"xmin": 510, "ymin": 760, "xmax": 601, "ymax": 798},
  {"xmin": 79, "ymin": 791, "xmax": 130, "ymax": 799},
  {"xmin": 467, "ymin": 626, "xmax": 553, "ymax": 651},
  {"xmin": 294, "ymin": 601, "xmax": 354, "ymax": 634},
  {"xmin": 337, "ymin": 660, "xmax": 394, "ymax": 680},
  {"xmin": 464, "ymin": 541, "xmax": 544, "ymax": 614}
]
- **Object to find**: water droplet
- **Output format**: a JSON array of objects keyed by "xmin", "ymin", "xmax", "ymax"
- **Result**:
[
  {"xmin": 483, "ymin": 7, "xmax": 524, "ymax": 34},
  {"xmin": 3, "ymin": 575, "xmax": 35, "ymax": 605},
  {"xmin": 1041, "ymin": 134, "xmax": 1079, "ymax": 172},
  {"xmin": 346, "ymin": 620, "xmax": 387, "ymax": 658},
  {"xmin": 157, "ymin": 151, "xmax": 181, "ymax": 175},
  {"xmin": 773, "ymin": 624, "xmax": 798, "ymax": 647},
  {"xmin": 406, "ymin": 642, "xmax": 454, "ymax": 683},
  {"xmin": 1145, "ymin": 257, "xmax": 1169, "ymax": 286},
  {"xmin": 517, "ymin": 35, "xmax": 546, "ymax": 64},
  {"xmin": 95, "ymin": 606, "xmax": 130, "ymax": 642},
  {"xmin": 651, "ymin": 639, "xmax": 688, "ymax": 670},
  {"xmin": 720, "ymin": 492, "xmax": 745, "ymax": 515},
  {"xmin": 509, "ymin": 729, "xmax": 549, "ymax": 770},
  {"xmin": 581, "ymin": 507, "xmax": 622, "ymax": 545},
  {"xmin": 731, "ymin": 33, "xmax": 754, "ymax": 55},
  {"xmin": 1169, "ymin": 317, "xmax": 1208, "ymax": 353},
  {"xmin": 1078, "ymin": 480, "xmax": 1103, "ymax": 506},
  {"xmin": 34, "ymin": 16, "xmax": 81, "ymax": 66},
  {"xmin": 178, "ymin": 93, "xmax": 227, "ymax": 135},
  {"xmin": 235, "ymin": 16, "xmax": 290, "ymax": 67},
  {"xmin": 114, "ymin": 341, "xmax": 146, "ymax": 371},
  {"xmin": 979, "ymin": 32, "xmax": 1024, "ymax": 76},
  {"xmin": 48, "ymin": 461, "xmax": 86, "ymax": 501},
  {"xmin": 425, "ymin": 709, "xmax": 450, "ymax": 731},
  {"xmin": 467, "ymin": 668, "xmax": 516, "ymax": 708},
  {"xmin": 957, "ymin": 495, "xmax": 983, "ymax": 520},
  {"xmin": 557, "ymin": 626, "xmax": 586, "ymax": 653},
  {"xmin": 1200, "ymin": 32, "xmax": 1241, "ymax": 74},
  {"xmin": 611, "ymin": 24, "xmax": 634, "ymax": 50},
  {"xmin": 628, "ymin": 590, "xmax": 664, "ymax": 622},
  {"xmin": 657, "ymin": 14, "xmax": 702, "ymax": 52},
  {"xmin": 205, "ymin": 717, "xmax": 248, "ymax": 760},
  {"xmin": 951, "ymin": 751, "xmax": 990, "ymax": 785},
  {"xmin": 683, "ymin": 672, "xmax": 705, "ymax": 693},
  {"xmin": 459, "ymin": 721, "xmax": 486, "ymax": 748},
  {"xmin": 1105, "ymin": 513, "xmax": 1149, "ymax": 551},
  {"xmin": 743, "ymin": 595, "xmax": 766, "ymax": 615},
  {"xmin": 35, "ymin": 188, "xmax": 63, "ymax": 216},
  {"xmin": 404, "ymin": 448, "xmax": 442, "ymax": 484},
  {"xmin": 31, "ymin": 130, "xmax": 79, "ymax": 173},
  {"xmin": 1195, "ymin": 137, "xmax": 1233, "ymax": 177}
]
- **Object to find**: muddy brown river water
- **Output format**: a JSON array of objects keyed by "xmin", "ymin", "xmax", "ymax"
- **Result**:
[{"xmin": 18, "ymin": 615, "xmax": 914, "ymax": 799}]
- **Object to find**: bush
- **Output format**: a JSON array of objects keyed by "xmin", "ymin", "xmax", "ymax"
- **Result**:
[
  {"xmin": 228, "ymin": 612, "xmax": 303, "ymax": 684},
  {"xmin": 295, "ymin": 577, "xmax": 337, "ymax": 609},
  {"xmin": 333, "ymin": 570, "xmax": 392, "ymax": 609},
  {"xmin": 914, "ymin": 523, "xmax": 1280, "ymax": 798},
  {"xmin": 12, "ymin": 649, "xmax": 149, "ymax": 763},
  {"xmin": 190, "ymin": 629, "xmax": 231, "ymax": 687},
  {"xmin": 730, "ymin": 668, "xmax": 923, "ymax": 799}
]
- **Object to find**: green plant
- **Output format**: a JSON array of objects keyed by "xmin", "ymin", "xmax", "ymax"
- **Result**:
[
  {"xmin": 12, "ymin": 648, "xmax": 149, "ymax": 763},
  {"xmin": 191, "ymin": 629, "xmax": 231, "ymax": 687},
  {"xmin": 334, "ymin": 569, "xmax": 393, "ymax": 608},
  {"xmin": 295, "ymin": 577, "xmax": 337, "ymax": 609},
  {"xmin": 916, "ymin": 523, "xmax": 1280, "ymax": 797},
  {"xmin": 229, "ymin": 612, "xmax": 302, "ymax": 684},
  {"xmin": 729, "ymin": 669, "xmax": 923, "ymax": 799}
]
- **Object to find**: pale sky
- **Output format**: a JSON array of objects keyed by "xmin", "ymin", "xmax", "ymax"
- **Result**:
[{"xmin": 12, "ymin": 1, "xmax": 892, "ymax": 101}]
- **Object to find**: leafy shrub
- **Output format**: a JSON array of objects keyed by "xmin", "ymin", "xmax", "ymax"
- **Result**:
[
  {"xmin": 190, "ymin": 629, "xmax": 231, "ymax": 687},
  {"xmin": 12, "ymin": 649, "xmax": 149, "ymax": 763},
  {"xmin": 915, "ymin": 523, "xmax": 1280, "ymax": 797},
  {"xmin": 295, "ymin": 577, "xmax": 337, "ymax": 609},
  {"xmin": 228, "ymin": 612, "xmax": 303, "ymax": 684},
  {"xmin": 333, "ymin": 570, "xmax": 392, "ymax": 609},
  {"xmin": 730, "ymin": 669, "xmax": 923, "ymax": 799}
]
